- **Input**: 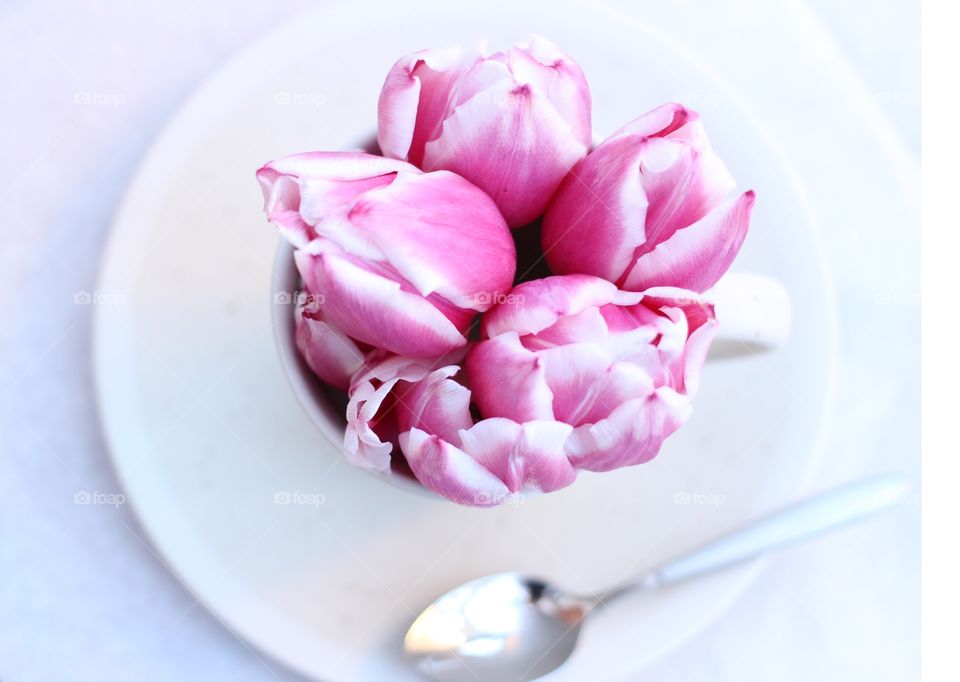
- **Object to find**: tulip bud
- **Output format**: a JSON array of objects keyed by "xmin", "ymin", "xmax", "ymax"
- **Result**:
[
  {"xmin": 397, "ymin": 366, "xmax": 577, "ymax": 506},
  {"xmin": 344, "ymin": 353, "xmax": 442, "ymax": 472},
  {"xmin": 258, "ymin": 152, "xmax": 516, "ymax": 359},
  {"xmin": 542, "ymin": 103, "xmax": 754, "ymax": 293},
  {"xmin": 344, "ymin": 353, "xmax": 576, "ymax": 506},
  {"xmin": 467, "ymin": 275, "xmax": 716, "ymax": 472},
  {"xmin": 377, "ymin": 36, "xmax": 592, "ymax": 227}
]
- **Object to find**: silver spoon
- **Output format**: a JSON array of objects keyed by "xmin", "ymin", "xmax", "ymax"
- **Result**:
[{"xmin": 405, "ymin": 473, "xmax": 909, "ymax": 682}]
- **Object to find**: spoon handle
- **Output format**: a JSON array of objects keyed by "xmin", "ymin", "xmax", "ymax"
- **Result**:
[{"xmin": 600, "ymin": 473, "xmax": 909, "ymax": 602}]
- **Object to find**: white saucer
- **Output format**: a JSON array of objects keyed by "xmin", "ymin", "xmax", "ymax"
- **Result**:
[{"xmin": 92, "ymin": 1, "xmax": 837, "ymax": 679}]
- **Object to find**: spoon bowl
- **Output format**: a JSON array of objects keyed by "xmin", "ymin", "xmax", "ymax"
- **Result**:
[{"xmin": 405, "ymin": 572, "xmax": 589, "ymax": 682}]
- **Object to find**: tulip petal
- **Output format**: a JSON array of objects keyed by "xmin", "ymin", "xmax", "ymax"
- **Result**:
[
  {"xmin": 401, "ymin": 428, "xmax": 511, "ymax": 507},
  {"xmin": 640, "ymin": 287, "xmax": 716, "ymax": 336},
  {"xmin": 295, "ymin": 247, "xmax": 466, "ymax": 358},
  {"xmin": 423, "ymin": 79, "xmax": 588, "ymax": 227},
  {"xmin": 481, "ymin": 275, "xmax": 626, "ymax": 338},
  {"xmin": 262, "ymin": 150, "xmax": 417, "ymax": 181},
  {"xmin": 639, "ymin": 290, "xmax": 717, "ymax": 395},
  {"xmin": 541, "ymin": 135, "xmax": 649, "ymax": 280},
  {"xmin": 565, "ymin": 387, "xmax": 691, "ymax": 471},
  {"xmin": 465, "ymin": 333, "xmax": 555, "ymax": 422},
  {"xmin": 677, "ymin": 318, "xmax": 716, "ymax": 396},
  {"xmin": 506, "ymin": 35, "xmax": 592, "ymax": 147},
  {"xmin": 345, "ymin": 171, "xmax": 515, "ymax": 310},
  {"xmin": 257, "ymin": 152, "xmax": 416, "ymax": 248},
  {"xmin": 607, "ymin": 102, "xmax": 693, "ymax": 140},
  {"xmin": 520, "ymin": 305, "xmax": 609, "ymax": 351},
  {"xmin": 257, "ymin": 171, "xmax": 313, "ymax": 248},
  {"xmin": 594, "ymin": 304, "xmax": 676, "ymax": 383},
  {"xmin": 457, "ymin": 418, "xmax": 576, "ymax": 493},
  {"xmin": 394, "ymin": 365, "xmax": 474, "ymax": 444},
  {"xmin": 294, "ymin": 298, "xmax": 366, "ymax": 390},
  {"xmin": 634, "ymin": 135, "xmax": 736, "ymax": 249},
  {"xmin": 623, "ymin": 191, "xmax": 755, "ymax": 293},
  {"xmin": 344, "ymin": 353, "xmax": 464, "ymax": 471},
  {"xmin": 531, "ymin": 341, "xmax": 610, "ymax": 424},
  {"xmin": 377, "ymin": 46, "xmax": 468, "ymax": 164},
  {"xmin": 343, "ymin": 374, "xmax": 399, "ymax": 472}
]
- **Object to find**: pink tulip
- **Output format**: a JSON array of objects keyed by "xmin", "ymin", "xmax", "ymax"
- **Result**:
[
  {"xmin": 467, "ymin": 275, "xmax": 716, "ymax": 472},
  {"xmin": 542, "ymin": 103, "xmax": 755, "ymax": 293},
  {"xmin": 344, "ymin": 352, "xmax": 576, "ymax": 506},
  {"xmin": 258, "ymin": 152, "xmax": 517, "ymax": 359},
  {"xmin": 343, "ymin": 351, "xmax": 462, "ymax": 473},
  {"xmin": 344, "ymin": 275, "xmax": 716, "ymax": 506},
  {"xmin": 377, "ymin": 36, "xmax": 592, "ymax": 227}
]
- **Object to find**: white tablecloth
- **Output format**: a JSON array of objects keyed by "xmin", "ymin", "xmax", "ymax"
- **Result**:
[{"xmin": 0, "ymin": 0, "xmax": 919, "ymax": 680}]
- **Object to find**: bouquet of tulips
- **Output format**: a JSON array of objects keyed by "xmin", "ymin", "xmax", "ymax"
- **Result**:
[{"xmin": 257, "ymin": 36, "xmax": 754, "ymax": 507}]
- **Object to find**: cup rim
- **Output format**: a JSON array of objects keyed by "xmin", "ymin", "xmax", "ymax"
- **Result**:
[{"xmin": 270, "ymin": 240, "xmax": 437, "ymax": 499}]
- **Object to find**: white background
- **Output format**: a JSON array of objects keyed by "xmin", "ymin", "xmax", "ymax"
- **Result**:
[{"xmin": 0, "ymin": 0, "xmax": 919, "ymax": 680}]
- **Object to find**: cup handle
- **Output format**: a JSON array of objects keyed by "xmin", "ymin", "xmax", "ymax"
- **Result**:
[{"xmin": 705, "ymin": 272, "xmax": 791, "ymax": 359}]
